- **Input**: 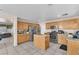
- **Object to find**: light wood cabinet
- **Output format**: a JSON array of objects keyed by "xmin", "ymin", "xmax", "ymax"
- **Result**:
[
  {"xmin": 46, "ymin": 22, "xmax": 57, "ymax": 29},
  {"xmin": 67, "ymin": 40, "xmax": 79, "ymax": 55},
  {"xmin": 34, "ymin": 34, "xmax": 50, "ymax": 50},
  {"xmin": 22, "ymin": 22, "xmax": 28, "ymax": 30},
  {"xmin": 58, "ymin": 19, "xmax": 78, "ymax": 29},
  {"xmin": 28, "ymin": 23, "xmax": 40, "ymax": 34},
  {"xmin": 17, "ymin": 21, "xmax": 40, "ymax": 44},
  {"xmin": 17, "ymin": 34, "xmax": 30, "ymax": 44},
  {"xmin": 58, "ymin": 34, "xmax": 67, "ymax": 45},
  {"xmin": 17, "ymin": 21, "xmax": 29, "ymax": 30},
  {"xmin": 46, "ymin": 19, "xmax": 79, "ymax": 29},
  {"xmin": 17, "ymin": 21, "xmax": 23, "ymax": 30},
  {"xmin": 46, "ymin": 23, "xmax": 50, "ymax": 29},
  {"xmin": 17, "ymin": 21, "xmax": 29, "ymax": 44}
]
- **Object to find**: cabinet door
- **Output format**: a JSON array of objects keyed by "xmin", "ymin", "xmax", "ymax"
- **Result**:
[
  {"xmin": 45, "ymin": 36, "xmax": 50, "ymax": 49},
  {"xmin": 67, "ymin": 40, "xmax": 79, "ymax": 55},
  {"xmin": 58, "ymin": 34, "xmax": 67, "ymax": 45},
  {"xmin": 17, "ymin": 22, "xmax": 29, "ymax": 30},
  {"xmin": 17, "ymin": 34, "xmax": 24, "ymax": 44},
  {"xmin": 58, "ymin": 19, "xmax": 78, "ymax": 29},
  {"xmin": 34, "ymin": 36, "xmax": 42, "ymax": 49},
  {"xmin": 22, "ymin": 22, "xmax": 28, "ymax": 30},
  {"xmin": 46, "ymin": 23, "xmax": 50, "ymax": 29},
  {"xmin": 26, "ymin": 34, "xmax": 30, "ymax": 41},
  {"xmin": 77, "ymin": 19, "xmax": 79, "ymax": 29},
  {"xmin": 17, "ymin": 22, "xmax": 23, "ymax": 30},
  {"xmin": 46, "ymin": 22, "xmax": 58, "ymax": 29},
  {"xmin": 17, "ymin": 34, "xmax": 29, "ymax": 44}
]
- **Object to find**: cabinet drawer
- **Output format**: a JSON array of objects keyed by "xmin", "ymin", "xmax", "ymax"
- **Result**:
[{"xmin": 17, "ymin": 34, "xmax": 30, "ymax": 44}]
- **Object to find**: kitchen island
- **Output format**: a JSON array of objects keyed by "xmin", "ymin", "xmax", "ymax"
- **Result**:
[{"xmin": 34, "ymin": 34, "xmax": 50, "ymax": 50}]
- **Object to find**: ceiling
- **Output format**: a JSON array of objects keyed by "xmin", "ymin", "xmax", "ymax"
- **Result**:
[{"xmin": 0, "ymin": 4, "xmax": 79, "ymax": 23}]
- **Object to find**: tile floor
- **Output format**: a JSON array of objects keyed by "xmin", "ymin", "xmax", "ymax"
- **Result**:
[{"xmin": 0, "ymin": 37, "xmax": 67, "ymax": 55}]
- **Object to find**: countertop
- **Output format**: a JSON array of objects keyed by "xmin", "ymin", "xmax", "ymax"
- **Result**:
[
  {"xmin": 34, "ymin": 34, "xmax": 49, "ymax": 36},
  {"xmin": 17, "ymin": 32, "xmax": 29, "ymax": 34},
  {"xmin": 58, "ymin": 34, "xmax": 79, "ymax": 41}
]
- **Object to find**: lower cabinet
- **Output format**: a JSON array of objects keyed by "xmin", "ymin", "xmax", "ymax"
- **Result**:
[
  {"xmin": 58, "ymin": 34, "xmax": 67, "ymax": 45},
  {"xmin": 67, "ymin": 40, "xmax": 79, "ymax": 55},
  {"xmin": 58, "ymin": 34, "xmax": 79, "ymax": 55},
  {"xmin": 34, "ymin": 34, "xmax": 50, "ymax": 50},
  {"xmin": 17, "ymin": 34, "xmax": 30, "ymax": 44}
]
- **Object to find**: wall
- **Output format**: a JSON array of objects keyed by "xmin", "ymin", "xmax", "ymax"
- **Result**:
[
  {"xmin": 0, "ymin": 12, "xmax": 18, "ymax": 46},
  {"xmin": 10, "ymin": 16, "xmax": 17, "ymax": 46},
  {"xmin": 39, "ymin": 22, "xmax": 46, "ymax": 34}
]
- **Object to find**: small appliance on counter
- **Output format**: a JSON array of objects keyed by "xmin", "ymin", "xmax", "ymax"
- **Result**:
[
  {"xmin": 67, "ymin": 33, "xmax": 73, "ymax": 38},
  {"xmin": 73, "ymin": 31, "xmax": 79, "ymax": 39}
]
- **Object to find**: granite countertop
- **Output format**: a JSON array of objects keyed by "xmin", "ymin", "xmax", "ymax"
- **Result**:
[
  {"xmin": 64, "ymin": 34, "xmax": 79, "ymax": 41},
  {"xmin": 59, "ymin": 33, "xmax": 79, "ymax": 41},
  {"xmin": 34, "ymin": 34, "xmax": 49, "ymax": 36},
  {"xmin": 67, "ymin": 37, "xmax": 79, "ymax": 41}
]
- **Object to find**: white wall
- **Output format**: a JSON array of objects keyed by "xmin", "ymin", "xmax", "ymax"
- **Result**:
[
  {"xmin": 11, "ymin": 16, "xmax": 17, "ymax": 46},
  {"xmin": 39, "ymin": 22, "xmax": 46, "ymax": 34}
]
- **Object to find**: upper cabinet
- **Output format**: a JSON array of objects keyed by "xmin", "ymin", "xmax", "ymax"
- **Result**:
[
  {"xmin": 58, "ymin": 19, "xmax": 79, "ymax": 29},
  {"xmin": 17, "ymin": 21, "xmax": 29, "ymax": 30},
  {"xmin": 46, "ymin": 18, "xmax": 79, "ymax": 29},
  {"xmin": 28, "ymin": 23, "xmax": 40, "ymax": 34},
  {"xmin": 46, "ymin": 22, "xmax": 58, "ymax": 29},
  {"xmin": 17, "ymin": 21, "xmax": 40, "ymax": 34}
]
